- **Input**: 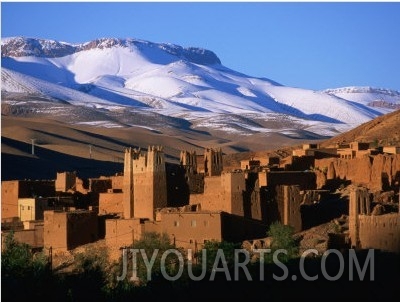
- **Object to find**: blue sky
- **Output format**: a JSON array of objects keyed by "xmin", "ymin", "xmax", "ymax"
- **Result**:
[{"xmin": 2, "ymin": 2, "xmax": 400, "ymax": 91}]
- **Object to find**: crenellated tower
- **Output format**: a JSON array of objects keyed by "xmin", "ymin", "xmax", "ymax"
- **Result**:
[
  {"xmin": 180, "ymin": 150, "xmax": 197, "ymax": 174},
  {"xmin": 123, "ymin": 147, "xmax": 133, "ymax": 219},
  {"xmin": 133, "ymin": 146, "xmax": 167, "ymax": 220},
  {"xmin": 123, "ymin": 147, "xmax": 141, "ymax": 218},
  {"xmin": 349, "ymin": 187, "xmax": 370, "ymax": 249},
  {"xmin": 204, "ymin": 147, "xmax": 223, "ymax": 176}
]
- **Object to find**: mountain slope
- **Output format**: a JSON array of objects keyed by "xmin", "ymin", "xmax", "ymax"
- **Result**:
[
  {"xmin": 2, "ymin": 36, "xmax": 400, "ymax": 140},
  {"xmin": 321, "ymin": 109, "xmax": 400, "ymax": 147}
]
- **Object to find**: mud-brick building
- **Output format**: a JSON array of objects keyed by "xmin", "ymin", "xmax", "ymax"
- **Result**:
[
  {"xmin": 122, "ymin": 146, "xmax": 167, "ymax": 220},
  {"xmin": 44, "ymin": 210, "xmax": 98, "ymax": 252},
  {"xmin": 274, "ymin": 185, "xmax": 331, "ymax": 232},
  {"xmin": 17, "ymin": 197, "xmax": 56, "ymax": 222},
  {"xmin": 99, "ymin": 190, "xmax": 124, "ymax": 216},
  {"xmin": 258, "ymin": 171, "xmax": 317, "ymax": 190},
  {"xmin": 158, "ymin": 209, "xmax": 267, "ymax": 250},
  {"xmin": 315, "ymin": 153, "xmax": 400, "ymax": 191},
  {"xmin": 104, "ymin": 217, "xmax": 160, "ymax": 249},
  {"xmin": 105, "ymin": 206, "xmax": 267, "ymax": 252},
  {"xmin": 1, "ymin": 180, "xmax": 55, "ymax": 220},
  {"xmin": 337, "ymin": 142, "xmax": 379, "ymax": 159},
  {"xmin": 349, "ymin": 186, "xmax": 400, "ymax": 253},
  {"xmin": 189, "ymin": 171, "xmax": 247, "ymax": 217},
  {"xmin": 383, "ymin": 146, "xmax": 400, "ymax": 155}
]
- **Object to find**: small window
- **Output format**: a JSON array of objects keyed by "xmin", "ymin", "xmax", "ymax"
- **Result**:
[
  {"xmin": 27, "ymin": 206, "xmax": 31, "ymax": 210},
  {"xmin": 191, "ymin": 220, "xmax": 196, "ymax": 227},
  {"xmin": 174, "ymin": 221, "xmax": 179, "ymax": 227},
  {"xmin": 189, "ymin": 239, "xmax": 193, "ymax": 244}
]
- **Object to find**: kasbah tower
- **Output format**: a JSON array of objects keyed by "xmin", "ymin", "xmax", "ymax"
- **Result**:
[{"xmin": 123, "ymin": 146, "xmax": 167, "ymax": 220}]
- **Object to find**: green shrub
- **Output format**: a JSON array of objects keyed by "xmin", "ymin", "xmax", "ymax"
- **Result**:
[
  {"xmin": 1, "ymin": 231, "xmax": 51, "ymax": 299},
  {"xmin": 201, "ymin": 240, "xmax": 238, "ymax": 270},
  {"xmin": 267, "ymin": 222, "xmax": 298, "ymax": 260}
]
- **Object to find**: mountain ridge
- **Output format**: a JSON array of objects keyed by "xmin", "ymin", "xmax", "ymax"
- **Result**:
[
  {"xmin": 1, "ymin": 37, "xmax": 222, "ymax": 65},
  {"xmin": 2, "ymin": 36, "xmax": 400, "ymax": 147}
]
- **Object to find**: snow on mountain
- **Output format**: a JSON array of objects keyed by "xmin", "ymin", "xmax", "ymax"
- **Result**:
[
  {"xmin": 323, "ymin": 87, "xmax": 400, "ymax": 111},
  {"xmin": 2, "ymin": 36, "xmax": 400, "ymax": 137}
]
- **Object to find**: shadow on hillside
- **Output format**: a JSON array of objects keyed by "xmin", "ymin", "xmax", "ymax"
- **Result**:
[{"xmin": 1, "ymin": 137, "xmax": 122, "ymax": 180}]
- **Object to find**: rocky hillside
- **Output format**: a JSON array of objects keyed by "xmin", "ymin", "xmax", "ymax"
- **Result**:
[{"xmin": 321, "ymin": 109, "xmax": 400, "ymax": 147}]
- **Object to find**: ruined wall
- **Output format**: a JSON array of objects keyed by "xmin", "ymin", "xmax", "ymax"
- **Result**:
[
  {"xmin": 350, "ymin": 142, "xmax": 370, "ymax": 151},
  {"xmin": 249, "ymin": 186, "xmax": 262, "ymax": 221},
  {"xmin": 349, "ymin": 187, "xmax": 370, "ymax": 248},
  {"xmin": 185, "ymin": 173, "xmax": 204, "ymax": 194},
  {"xmin": 260, "ymin": 156, "xmax": 280, "ymax": 166},
  {"xmin": 243, "ymin": 174, "xmax": 263, "ymax": 221},
  {"xmin": 358, "ymin": 214, "xmax": 400, "ymax": 253},
  {"xmin": 276, "ymin": 185, "xmax": 302, "ymax": 232},
  {"xmin": 259, "ymin": 171, "xmax": 317, "ymax": 190},
  {"xmin": 75, "ymin": 177, "xmax": 89, "ymax": 194},
  {"xmin": 282, "ymin": 156, "xmax": 315, "ymax": 171},
  {"xmin": 55, "ymin": 172, "xmax": 76, "ymax": 192},
  {"xmin": 349, "ymin": 186, "xmax": 400, "ymax": 253},
  {"xmin": 240, "ymin": 160, "xmax": 260, "ymax": 170},
  {"xmin": 315, "ymin": 154, "xmax": 400, "ymax": 191},
  {"xmin": 89, "ymin": 178, "xmax": 112, "ymax": 193},
  {"xmin": 99, "ymin": 192, "xmax": 123, "ymax": 215},
  {"xmin": 285, "ymin": 186, "xmax": 302, "ymax": 233}
]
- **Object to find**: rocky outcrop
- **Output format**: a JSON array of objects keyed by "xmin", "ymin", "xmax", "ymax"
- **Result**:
[
  {"xmin": 1, "ymin": 37, "xmax": 77, "ymax": 58},
  {"xmin": 1, "ymin": 37, "xmax": 222, "ymax": 65}
]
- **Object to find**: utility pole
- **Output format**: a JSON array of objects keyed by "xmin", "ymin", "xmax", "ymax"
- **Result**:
[{"xmin": 31, "ymin": 138, "xmax": 36, "ymax": 155}]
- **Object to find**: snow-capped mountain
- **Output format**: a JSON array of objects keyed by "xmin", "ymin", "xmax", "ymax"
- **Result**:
[{"xmin": 2, "ymin": 36, "xmax": 400, "ymax": 139}]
